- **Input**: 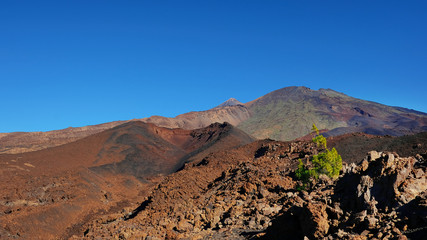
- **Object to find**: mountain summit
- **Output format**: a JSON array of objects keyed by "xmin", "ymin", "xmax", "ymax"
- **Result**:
[
  {"xmin": 216, "ymin": 98, "xmax": 243, "ymax": 108},
  {"xmin": 1, "ymin": 86, "xmax": 426, "ymax": 154},
  {"xmin": 239, "ymin": 86, "xmax": 427, "ymax": 140}
]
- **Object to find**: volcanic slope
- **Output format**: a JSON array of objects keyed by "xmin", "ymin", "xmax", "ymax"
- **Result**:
[
  {"xmin": 0, "ymin": 121, "xmax": 254, "ymax": 239},
  {"xmin": 238, "ymin": 86, "xmax": 427, "ymax": 140},
  {"xmin": 141, "ymin": 104, "xmax": 250, "ymax": 131},
  {"xmin": 328, "ymin": 131, "xmax": 427, "ymax": 164},
  {"xmin": 0, "ymin": 121, "xmax": 127, "ymax": 154},
  {"xmin": 0, "ymin": 105, "xmax": 251, "ymax": 155},
  {"xmin": 2, "ymin": 86, "xmax": 427, "ymax": 154}
]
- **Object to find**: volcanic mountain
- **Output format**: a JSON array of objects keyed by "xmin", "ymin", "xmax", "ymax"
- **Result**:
[
  {"xmin": 237, "ymin": 86, "xmax": 427, "ymax": 140},
  {"xmin": 144, "ymin": 86, "xmax": 427, "ymax": 140},
  {"xmin": 0, "ymin": 105, "xmax": 251, "ymax": 155},
  {"xmin": 1, "ymin": 86, "xmax": 427, "ymax": 154},
  {"xmin": 0, "ymin": 121, "xmax": 254, "ymax": 239}
]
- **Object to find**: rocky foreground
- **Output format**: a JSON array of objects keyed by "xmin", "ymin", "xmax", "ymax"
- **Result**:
[{"xmin": 78, "ymin": 139, "xmax": 426, "ymax": 240}]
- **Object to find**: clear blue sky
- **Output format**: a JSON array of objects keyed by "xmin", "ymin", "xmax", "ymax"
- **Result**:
[{"xmin": 1, "ymin": 1, "xmax": 426, "ymax": 132}]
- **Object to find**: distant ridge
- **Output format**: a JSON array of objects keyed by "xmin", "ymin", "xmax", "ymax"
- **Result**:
[
  {"xmin": 1, "ymin": 86, "xmax": 426, "ymax": 154},
  {"xmin": 216, "ymin": 98, "xmax": 243, "ymax": 108}
]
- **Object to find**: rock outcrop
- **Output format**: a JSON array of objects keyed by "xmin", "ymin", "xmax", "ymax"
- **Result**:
[{"xmin": 263, "ymin": 150, "xmax": 427, "ymax": 240}]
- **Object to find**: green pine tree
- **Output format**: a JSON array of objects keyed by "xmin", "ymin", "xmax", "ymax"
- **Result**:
[{"xmin": 295, "ymin": 124, "xmax": 343, "ymax": 190}]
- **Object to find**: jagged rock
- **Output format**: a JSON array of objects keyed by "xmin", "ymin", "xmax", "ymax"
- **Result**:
[
  {"xmin": 176, "ymin": 220, "xmax": 193, "ymax": 233},
  {"xmin": 299, "ymin": 202, "xmax": 329, "ymax": 239},
  {"xmin": 78, "ymin": 140, "xmax": 426, "ymax": 240},
  {"xmin": 368, "ymin": 151, "xmax": 381, "ymax": 161},
  {"xmin": 260, "ymin": 204, "xmax": 281, "ymax": 216},
  {"xmin": 398, "ymin": 177, "xmax": 426, "ymax": 205},
  {"xmin": 326, "ymin": 203, "xmax": 343, "ymax": 219},
  {"xmin": 343, "ymin": 162, "xmax": 358, "ymax": 174},
  {"xmin": 354, "ymin": 210, "xmax": 367, "ymax": 223},
  {"xmin": 336, "ymin": 229, "xmax": 348, "ymax": 238},
  {"xmin": 357, "ymin": 176, "xmax": 373, "ymax": 209},
  {"xmin": 360, "ymin": 159, "xmax": 369, "ymax": 171},
  {"xmin": 338, "ymin": 152, "xmax": 424, "ymax": 213},
  {"xmin": 366, "ymin": 215, "xmax": 378, "ymax": 229},
  {"xmin": 241, "ymin": 182, "xmax": 257, "ymax": 195},
  {"xmin": 396, "ymin": 234, "xmax": 408, "ymax": 240}
]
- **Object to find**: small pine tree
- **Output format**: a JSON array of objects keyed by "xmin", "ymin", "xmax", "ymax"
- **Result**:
[
  {"xmin": 312, "ymin": 123, "xmax": 327, "ymax": 149},
  {"xmin": 295, "ymin": 124, "xmax": 343, "ymax": 189},
  {"xmin": 311, "ymin": 148, "xmax": 342, "ymax": 179}
]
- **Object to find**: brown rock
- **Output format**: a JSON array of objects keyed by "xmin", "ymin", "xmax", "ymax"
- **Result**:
[
  {"xmin": 368, "ymin": 151, "xmax": 381, "ymax": 161},
  {"xmin": 396, "ymin": 235, "xmax": 408, "ymax": 240},
  {"xmin": 299, "ymin": 202, "xmax": 329, "ymax": 239},
  {"xmin": 366, "ymin": 216, "xmax": 378, "ymax": 229},
  {"xmin": 165, "ymin": 230, "xmax": 177, "ymax": 240},
  {"xmin": 241, "ymin": 182, "xmax": 257, "ymax": 195},
  {"xmin": 360, "ymin": 159, "xmax": 369, "ymax": 171},
  {"xmin": 176, "ymin": 220, "xmax": 193, "ymax": 233},
  {"xmin": 354, "ymin": 210, "xmax": 367, "ymax": 223}
]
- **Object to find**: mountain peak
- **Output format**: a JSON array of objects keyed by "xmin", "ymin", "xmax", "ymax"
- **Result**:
[{"xmin": 216, "ymin": 98, "xmax": 243, "ymax": 108}]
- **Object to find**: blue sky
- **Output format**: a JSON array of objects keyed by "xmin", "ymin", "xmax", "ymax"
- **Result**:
[{"xmin": 1, "ymin": 1, "xmax": 426, "ymax": 132}]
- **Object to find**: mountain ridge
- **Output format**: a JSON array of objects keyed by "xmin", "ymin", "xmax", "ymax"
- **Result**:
[{"xmin": 1, "ymin": 86, "xmax": 426, "ymax": 154}]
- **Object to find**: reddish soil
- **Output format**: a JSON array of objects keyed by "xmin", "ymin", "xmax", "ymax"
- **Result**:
[
  {"xmin": 0, "ymin": 121, "xmax": 126, "ymax": 154},
  {"xmin": 0, "ymin": 121, "xmax": 254, "ymax": 239},
  {"xmin": 79, "ymin": 134, "xmax": 427, "ymax": 239},
  {"xmin": 1, "ymin": 125, "xmax": 426, "ymax": 239},
  {"xmin": 329, "ymin": 131, "xmax": 427, "ymax": 164}
]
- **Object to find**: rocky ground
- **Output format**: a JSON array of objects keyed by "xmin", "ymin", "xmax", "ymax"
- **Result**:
[
  {"xmin": 0, "ymin": 122, "xmax": 254, "ymax": 239},
  {"xmin": 1, "ymin": 129, "xmax": 425, "ymax": 239},
  {"xmin": 78, "ymin": 137, "xmax": 427, "ymax": 239}
]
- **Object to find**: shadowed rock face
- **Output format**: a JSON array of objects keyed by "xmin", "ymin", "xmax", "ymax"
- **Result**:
[{"xmin": 0, "ymin": 121, "xmax": 254, "ymax": 239}]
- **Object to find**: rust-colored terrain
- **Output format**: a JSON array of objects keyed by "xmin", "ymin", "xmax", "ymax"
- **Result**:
[
  {"xmin": 0, "ymin": 105, "xmax": 251, "ymax": 155},
  {"xmin": 0, "ymin": 122, "xmax": 254, "ymax": 239},
  {"xmin": 0, "ymin": 121, "xmax": 127, "ymax": 154},
  {"xmin": 1, "ymin": 125, "xmax": 426, "ymax": 239},
  {"xmin": 79, "ymin": 133, "xmax": 427, "ymax": 239}
]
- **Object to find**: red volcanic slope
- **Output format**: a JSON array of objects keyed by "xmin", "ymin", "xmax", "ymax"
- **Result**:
[{"xmin": 0, "ymin": 121, "xmax": 254, "ymax": 239}]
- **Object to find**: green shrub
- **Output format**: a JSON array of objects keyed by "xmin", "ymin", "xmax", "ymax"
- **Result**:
[
  {"xmin": 295, "ymin": 159, "xmax": 310, "ymax": 182},
  {"xmin": 295, "ymin": 124, "xmax": 343, "ymax": 190},
  {"xmin": 295, "ymin": 159, "xmax": 315, "ymax": 190},
  {"xmin": 311, "ymin": 147, "xmax": 342, "ymax": 179}
]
